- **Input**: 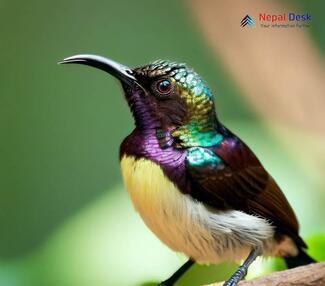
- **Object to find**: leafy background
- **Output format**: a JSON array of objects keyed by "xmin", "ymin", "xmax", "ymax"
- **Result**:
[{"xmin": 0, "ymin": 0, "xmax": 324, "ymax": 285}]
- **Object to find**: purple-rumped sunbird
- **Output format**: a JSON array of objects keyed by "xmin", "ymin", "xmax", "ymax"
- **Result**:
[{"xmin": 59, "ymin": 54, "xmax": 315, "ymax": 286}]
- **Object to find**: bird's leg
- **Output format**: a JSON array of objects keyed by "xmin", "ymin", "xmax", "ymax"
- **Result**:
[
  {"xmin": 223, "ymin": 249, "xmax": 259, "ymax": 286},
  {"xmin": 158, "ymin": 259, "xmax": 194, "ymax": 286}
]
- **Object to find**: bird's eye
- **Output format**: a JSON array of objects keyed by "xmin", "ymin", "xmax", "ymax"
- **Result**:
[{"xmin": 154, "ymin": 79, "xmax": 173, "ymax": 96}]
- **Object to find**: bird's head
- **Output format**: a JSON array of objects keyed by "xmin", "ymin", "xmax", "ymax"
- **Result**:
[{"xmin": 60, "ymin": 54, "xmax": 221, "ymax": 147}]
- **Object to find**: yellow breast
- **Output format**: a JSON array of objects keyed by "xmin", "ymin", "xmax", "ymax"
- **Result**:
[
  {"xmin": 120, "ymin": 155, "xmax": 192, "ymax": 251},
  {"xmin": 120, "ymin": 155, "xmax": 279, "ymax": 263},
  {"xmin": 120, "ymin": 155, "xmax": 218, "ymax": 262}
]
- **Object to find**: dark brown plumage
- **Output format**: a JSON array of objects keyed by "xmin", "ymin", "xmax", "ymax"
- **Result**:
[{"xmin": 186, "ymin": 128, "xmax": 306, "ymax": 249}]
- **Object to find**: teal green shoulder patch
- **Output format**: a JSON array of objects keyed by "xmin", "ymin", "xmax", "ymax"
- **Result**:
[{"xmin": 186, "ymin": 147, "xmax": 222, "ymax": 167}]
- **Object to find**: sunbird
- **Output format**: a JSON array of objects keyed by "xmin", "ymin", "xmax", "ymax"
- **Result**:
[{"xmin": 60, "ymin": 55, "xmax": 315, "ymax": 286}]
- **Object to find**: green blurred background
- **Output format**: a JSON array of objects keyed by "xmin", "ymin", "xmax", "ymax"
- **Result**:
[{"xmin": 0, "ymin": 0, "xmax": 324, "ymax": 285}]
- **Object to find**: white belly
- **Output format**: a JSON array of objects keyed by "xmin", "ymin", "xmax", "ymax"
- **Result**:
[{"xmin": 120, "ymin": 155, "xmax": 276, "ymax": 263}]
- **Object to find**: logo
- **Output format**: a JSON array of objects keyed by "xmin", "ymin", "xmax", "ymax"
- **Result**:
[
  {"xmin": 241, "ymin": 15, "xmax": 255, "ymax": 27},
  {"xmin": 240, "ymin": 13, "xmax": 311, "ymax": 29}
]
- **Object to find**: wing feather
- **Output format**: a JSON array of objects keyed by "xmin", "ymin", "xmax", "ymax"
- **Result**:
[{"xmin": 186, "ymin": 136, "xmax": 305, "ymax": 247}]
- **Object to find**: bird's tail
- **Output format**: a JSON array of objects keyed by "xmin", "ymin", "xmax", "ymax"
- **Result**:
[{"xmin": 284, "ymin": 248, "xmax": 316, "ymax": 269}]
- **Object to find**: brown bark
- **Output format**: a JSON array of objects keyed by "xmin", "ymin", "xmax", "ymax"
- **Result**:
[{"xmin": 206, "ymin": 262, "xmax": 325, "ymax": 286}]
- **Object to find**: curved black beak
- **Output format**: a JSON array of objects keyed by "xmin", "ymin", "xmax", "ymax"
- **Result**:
[{"xmin": 59, "ymin": 54, "xmax": 142, "ymax": 88}]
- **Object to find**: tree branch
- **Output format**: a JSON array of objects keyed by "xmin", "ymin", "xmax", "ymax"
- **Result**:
[{"xmin": 206, "ymin": 262, "xmax": 325, "ymax": 286}]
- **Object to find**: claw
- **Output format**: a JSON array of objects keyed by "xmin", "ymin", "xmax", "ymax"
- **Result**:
[{"xmin": 223, "ymin": 278, "xmax": 238, "ymax": 286}]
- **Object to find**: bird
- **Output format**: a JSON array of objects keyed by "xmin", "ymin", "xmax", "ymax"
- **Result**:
[{"xmin": 59, "ymin": 54, "xmax": 315, "ymax": 286}]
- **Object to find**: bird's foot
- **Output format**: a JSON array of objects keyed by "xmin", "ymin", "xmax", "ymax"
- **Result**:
[
  {"xmin": 222, "ymin": 277, "xmax": 239, "ymax": 286},
  {"xmin": 223, "ymin": 266, "xmax": 247, "ymax": 286}
]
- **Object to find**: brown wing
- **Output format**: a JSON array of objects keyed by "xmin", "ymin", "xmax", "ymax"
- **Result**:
[{"xmin": 186, "ymin": 137, "xmax": 305, "ymax": 248}]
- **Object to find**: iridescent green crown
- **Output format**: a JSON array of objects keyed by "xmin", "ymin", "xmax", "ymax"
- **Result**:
[{"xmin": 135, "ymin": 60, "xmax": 214, "ymax": 100}]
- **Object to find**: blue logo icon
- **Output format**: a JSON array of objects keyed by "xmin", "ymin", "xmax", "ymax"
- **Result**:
[{"xmin": 241, "ymin": 15, "xmax": 255, "ymax": 27}]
